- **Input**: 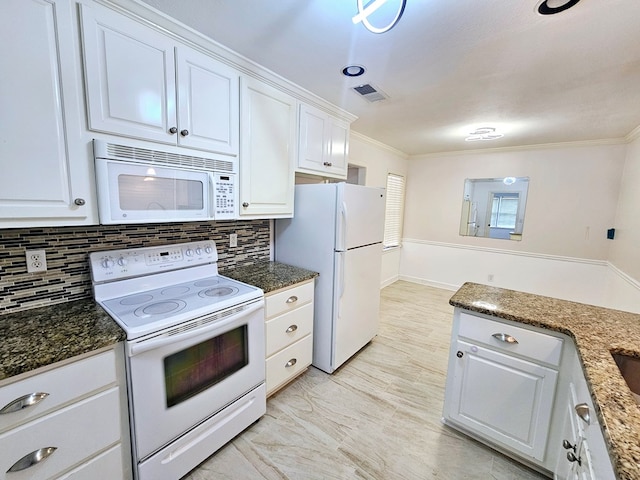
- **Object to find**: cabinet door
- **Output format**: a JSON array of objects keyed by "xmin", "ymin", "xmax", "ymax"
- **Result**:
[
  {"xmin": 80, "ymin": 4, "xmax": 176, "ymax": 144},
  {"xmin": 175, "ymin": 48, "xmax": 239, "ymax": 155},
  {"xmin": 239, "ymin": 77, "xmax": 296, "ymax": 218},
  {"xmin": 0, "ymin": 0, "xmax": 92, "ymax": 225},
  {"xmin": 297, "ymin": 103, "xmax": 349, "ymax": 179},
  {"xmin": 445, "ymin": 339, "xmax": 558, "ymax": 461}
]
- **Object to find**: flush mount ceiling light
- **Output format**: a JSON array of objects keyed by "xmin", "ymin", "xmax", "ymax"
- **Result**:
[
  {"xmin": 503, "ymin": 177, "xmax": 517, "ymax": 185},
  {"xmin": 537, "ymin": 0, "xmax": 581, "ymax": 15},
  {"xmin": 465, "ymin": 127, "xmax": 504, "ymax": 142},
  {"xmin": 352, "ymin": 0, "xmax": 407, "ymax": 34},
  {"xmin": 342, "ymin": 65, "xmax": 366, "ymax": 77}
]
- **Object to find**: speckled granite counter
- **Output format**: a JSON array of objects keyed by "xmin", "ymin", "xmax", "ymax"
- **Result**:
[
  {"xmin": 223, "ymin": 261, "xmax": 318, "ymax": 294},
  {"xmin": 0, "ymin": 300, "xmax": 125, "ymax": 382},
  {"xmin": 450, "ymin": 282, "xmax": 640, "ymax": 480}
]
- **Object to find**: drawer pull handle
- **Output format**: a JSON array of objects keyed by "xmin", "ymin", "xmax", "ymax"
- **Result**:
[
  {"xmin": 286, "ymin": 295, "xmax": 298, "ymax": 304},
  {"xmin": 7, "ymin": 447, "xmax": 57, "ymax": 473},
  {"xmin": 285, "ymin": 358, "xmax": 297, "ymax": 368},
  {"xmin": 575, "ymin": 403, "xmax": 590, "ymax": 424},
  {"xmin": 286, "ymin": 324, "xmax": 298, "ymax": 333},
  {"xmin": 0, "ymin": 392, "xmax": 49, "ymax": 415},
  {"xmin": 492, "ymin": 333, "xmax": 519, "ymax": 344}
]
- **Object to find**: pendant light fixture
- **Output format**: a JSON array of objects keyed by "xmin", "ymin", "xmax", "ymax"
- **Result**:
[
  {"xmin": 537, "ymin": 0, "xmax": 582, "ymax": 15},
  {"xmin": 352, "ymin": 0, "xmax": 406, "ymax": 34}
]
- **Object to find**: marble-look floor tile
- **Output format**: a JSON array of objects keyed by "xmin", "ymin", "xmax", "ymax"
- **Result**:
[{"xmin": 185, "ymin": 281, "xmax": 549, "ymax": 480}]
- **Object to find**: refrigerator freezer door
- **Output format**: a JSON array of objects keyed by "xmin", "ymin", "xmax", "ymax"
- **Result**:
[
  {"xmin": 336, "ymin": 183, "xmax": 385, "ymax": 251},
  {"xmin": 332, "ymin": 242, "xmax": 382, "ymax": 371}
]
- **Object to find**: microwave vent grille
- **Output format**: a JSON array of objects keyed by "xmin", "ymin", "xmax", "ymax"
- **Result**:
[{"xmin": 105, "ymin": 143, "xmax": 234, "ymax": 172}]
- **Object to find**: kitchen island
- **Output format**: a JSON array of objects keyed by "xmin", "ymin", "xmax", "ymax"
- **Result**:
[{"xmin": 449, "ymin": 282, "xmax": 640, "ymax": 480}]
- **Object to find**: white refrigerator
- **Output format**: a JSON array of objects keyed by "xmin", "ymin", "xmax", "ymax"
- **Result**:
[{"xmin": 275, "ymin": 183, "xmax": 385, "ymax": 373}]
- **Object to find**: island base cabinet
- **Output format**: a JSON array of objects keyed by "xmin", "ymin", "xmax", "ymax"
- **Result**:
[{"xmin": 443, "ymin": 338, "xmax": 558, "ymax": 462}]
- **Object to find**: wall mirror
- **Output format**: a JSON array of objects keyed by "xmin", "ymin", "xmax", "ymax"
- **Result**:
[{"xmin": 459, "ymin": 177, "xmax": 529, "ymax": 241}]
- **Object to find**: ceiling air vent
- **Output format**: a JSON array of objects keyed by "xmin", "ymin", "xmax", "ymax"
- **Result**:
[{"xmin": 352, "ymin": 83, "xmax": 388, "ymax": 103}]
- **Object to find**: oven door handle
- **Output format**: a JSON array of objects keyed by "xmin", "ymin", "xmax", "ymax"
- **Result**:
[{"xmin": 127, "ymin": 300, "xmax": 264, "ymax": 357}]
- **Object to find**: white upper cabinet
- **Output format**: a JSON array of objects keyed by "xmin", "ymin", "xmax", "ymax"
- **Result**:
[
  {"xmin": 0, "ymin": 0, "xmax": 93, "ymax": 226},
  {"xmin": 239, "ymin": 77, "xmax": 296, "ymax": 218},
  {"xmin": 80, "ymin": 4, "xmax": 239, "ymax": 157},
  {"xmin": 297, "ymin": 103, "xmax": 349, "ymax": 179}
]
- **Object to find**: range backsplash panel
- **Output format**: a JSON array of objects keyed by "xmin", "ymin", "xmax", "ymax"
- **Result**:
[{"xmin": 0, "ymin": 220, "xmax": 270, "ymax": 314}]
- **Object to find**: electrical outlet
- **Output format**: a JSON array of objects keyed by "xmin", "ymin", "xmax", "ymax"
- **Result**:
[
  {"xmin": 230, "ymin": 234, "xmax": 238, "ymax": 248},
  {"xmin": 26, "ymin": 249, "xmax": 47, "ymax": 273}
]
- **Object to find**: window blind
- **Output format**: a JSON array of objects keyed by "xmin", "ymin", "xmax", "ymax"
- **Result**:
[{"xmin": 383, "ymin": 173, "xmax": 405, "ymax": 248}]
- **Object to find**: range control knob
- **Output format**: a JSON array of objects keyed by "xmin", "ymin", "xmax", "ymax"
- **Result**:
[
  {"xmin": 204, "ymin": 246, "xmax": 213, "ymax": 254},
  {"xmin": 101, "ymin": 257, "xmax": 115, "ymax": 269},
  {"xmin": 195, "ymin": 247, "xmax": 202, "ymax": 256},
  {"xmin": 185, "ymin": 249, "xmax": 193, "ymax": 257},
  {"xmin": 117, "ymin": 257, "xmax": 128, "ymax": 266}
]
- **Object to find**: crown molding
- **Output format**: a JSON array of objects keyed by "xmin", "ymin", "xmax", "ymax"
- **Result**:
[{"xmin": 349, "ymin": 131, "xmax": 409, "ymax": 158}]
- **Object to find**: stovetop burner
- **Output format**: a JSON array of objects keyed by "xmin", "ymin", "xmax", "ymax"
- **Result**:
[{"xmin": 91, "ymin": 241, "xmax": 263, "ymax": 340}]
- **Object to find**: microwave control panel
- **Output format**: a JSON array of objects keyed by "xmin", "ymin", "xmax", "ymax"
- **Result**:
[{"xmin": 214, "ymin": 173, "xmax": 236, "ymax": 220}]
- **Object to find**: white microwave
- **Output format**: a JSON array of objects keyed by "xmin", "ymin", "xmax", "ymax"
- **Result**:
[{"xmin": 93, "ymin": 140, "xmax": 237, "ymax": 224}]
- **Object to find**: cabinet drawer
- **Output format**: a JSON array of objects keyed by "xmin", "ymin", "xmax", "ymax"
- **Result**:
[
  {"xmin": 265, "ymin": 281, "xmax": 314, "ymax": 319},
  {"xmin": 266, "ymin": 303, "xmax": 313, "ymax": 357},
  {"xmin": 0, "ymin": 388, "xmax": 121, "ymax": 480},
  {"xmin": 266, "ymin": 335, "xmax": 312, "ymax": 395},
  {"xmin": 458, "ymin": 312, "xmax": 563, "ymax": 366},
  {"xmin": 0, "ymin": 350, "xmax": 117, "ymax": 433},
  {"xmin": 57, "ymin": 444, "xmax": 124, "ymax": 480}
]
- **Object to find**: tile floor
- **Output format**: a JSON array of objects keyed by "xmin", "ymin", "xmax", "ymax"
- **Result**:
[{"xmin": 185, "ymin": 281, "xmax": 549, "ymax": 479}]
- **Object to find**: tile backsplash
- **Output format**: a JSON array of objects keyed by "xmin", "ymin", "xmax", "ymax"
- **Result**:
[{"xmin": 0, "ymin": 220, "xmax": 270, "ymax": 314}]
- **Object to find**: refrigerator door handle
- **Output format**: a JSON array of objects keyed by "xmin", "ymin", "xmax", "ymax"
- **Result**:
[
  {"xmin": 336, "ymin": 251, "xmax": 346, "ymax": 301},
  {"xmin": 337, "ymin": 201, "xmax": 348, "ymax": 251}
]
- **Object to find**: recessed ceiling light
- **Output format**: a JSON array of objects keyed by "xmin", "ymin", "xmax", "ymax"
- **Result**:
[
  {"xmin": 342, "ymin": 65, "xmax": 366, "ymax": 77},
  {"xmin": 465, "ymin": 127, "xmax": 504, "ymax": 142},
  {"xmin": 537, "ymin": 0, "xmax": 581, "ymax": 15}
]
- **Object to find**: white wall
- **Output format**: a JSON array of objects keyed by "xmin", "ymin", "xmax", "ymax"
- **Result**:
[
  {"xmin": 399, "ymin": 141, "xmax": 640, "ymax": 312},
  {"xmin": 348, "ymin": 132, "xmax": 409, "ymax": 287}
]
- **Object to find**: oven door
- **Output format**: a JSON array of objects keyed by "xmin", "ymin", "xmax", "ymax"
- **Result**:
[{"xmin": 126, "ymin": 298, "xmax": 265, "ymax": 461}]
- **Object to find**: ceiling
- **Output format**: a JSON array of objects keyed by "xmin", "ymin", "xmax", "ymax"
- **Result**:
[{"xmin": 139, "ymin": 0, "xmax": 640, "ymax": 156}]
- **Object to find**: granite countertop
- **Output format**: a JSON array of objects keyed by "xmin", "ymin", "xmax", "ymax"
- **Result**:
[
  {"xmin": 0, "ymin": 299, "xmax": 126, "ymax": 382},
  {"xmin": 223, "ymin": 261, "xmax": 318, "ymax": 294},
  {"xmin": 450, "ymin": 282, "xmax": 640, "ymax": 480}
]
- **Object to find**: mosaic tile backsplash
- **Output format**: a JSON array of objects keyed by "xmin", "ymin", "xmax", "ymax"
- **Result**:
[{"xmin": 0, "ymin": 220, "xmax": 270, "ymax": 314}]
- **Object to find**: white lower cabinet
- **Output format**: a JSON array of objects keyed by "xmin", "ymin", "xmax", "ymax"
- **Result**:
[
  {"xmin": 264, "ymin": 280, "xmax": 314, "ymax": 396},
  {"xmin": 0, "ymin": 348, "xmax": 131, "ymax": 479},
  {"xmin": 553, "ymin": 351, "xmax": 616, "ymax": 480},
  {"xmin": 444, "ymin": 337, "xmax": 559, "ymax": 461}
]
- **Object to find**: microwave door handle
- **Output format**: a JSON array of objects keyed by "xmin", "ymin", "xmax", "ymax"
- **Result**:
[
  {"xmin": 127, "ymin": 300, "xmax": 264, "ymax": 356},
  {"xmin": 208, "ymin": 174, "xmax": 215, "ymax": 219}
]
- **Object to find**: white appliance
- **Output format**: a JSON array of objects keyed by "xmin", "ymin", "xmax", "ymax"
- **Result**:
[
  {"xmin": 275, "ymin": 183, "xmax": 385, "ymax": 373},
  {"xmin": 93, "ymin": 140, "xmax": 237, "ymax": 224},
  {"xmin": 90, "ymin": 241, "xmax": 265, "ymax": 480},
  {"xmin": 459, "ymin": 199, "xmax": 478, "ymax": 236}
]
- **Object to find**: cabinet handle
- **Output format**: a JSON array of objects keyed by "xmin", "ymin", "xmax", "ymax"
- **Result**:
[
  {"xmin": 286, "ymin": 295, "xmax": 298, "ymax": 304},
  {"xmin": 169, "ymin": 126, "xmax": 178, "ymax": 134},
  {"xmin": 73, "ymin": 198, "xmax": 85, "ymax": 206},
  {"xmin": 286, "ymin": 324, "xmax": 298, "ymax": 333},
  {"xmin": 0, "ymin": 392, "xmax": 49, "ymax": 415},
  {"xmin": 491, "ymin": 333, "xmax": 519, "ymax": 344},
  {"xmin": 242, "ymin": 202, "xmax": 249, "ymax": 208},
  {"xmin": 575, "ymin": 403, "xmax": 590, "ymax": 424},
  {"xmin": 566, "ymin": 451, "xmax": 582, "ymax": 466},
  {"xmin": 285, "ymin": 358, "xmax": 297, "ymax": 368},
  {"xmin": 323, "ymin": 161, "xmax": 333, "ymax": 167},
  {"xmin": 7, "ymin": 447, "xmax": 57, "ymax": 473},
  {"xmin": 180, "ymin": 129, "xmax": 189, "ymax": 136},
  {"xmin": 562, "ymin": 439, "xmax": 576, "ymax": 452},
  {"xmin": 456, "ymin": 351, "xmax": 463, "ymax": 358}
]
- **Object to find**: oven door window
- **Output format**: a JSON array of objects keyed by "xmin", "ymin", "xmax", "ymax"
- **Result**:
[{"xmin": 163, "ymin": 325, "xmax": 248, "ymax": 408}]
